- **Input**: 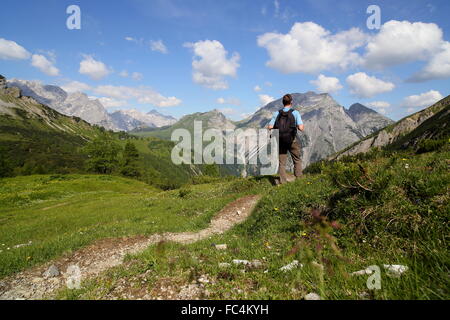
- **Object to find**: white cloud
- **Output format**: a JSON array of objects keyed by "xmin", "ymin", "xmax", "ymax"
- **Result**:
[
  {"xmin": 131, "ymin": 72, "xmax": 143, "ymax": 81},
  {"xmin": 125, "ymin": 37, "xmax": 135, "ymax": 42},
  {"xmin": 274, "ymin": 0, "xmax": 280, "ymax": 17},
  {"xmin": 216, "ymin": 97, "xmax": 241, "ymax": 105},
  {"xmin": 90, "ymin": 96, "xmax": 128, "ymax": 108},
  {"xmin": 150, "ymin": 40, "xmax": 168, "ymax": 54},
  {"xmin": 31, "ymin": 54, "xmax": 59, "ymax": 76},
  {"xmin": 61, "ymin": 81, "xmax": 92, "ymax": 93},
  {"xmin": 79, "ymin": 55, "xmax": 112, "ymax": 80},
  {"xmin": 259, "ymin": 94, "xmax": 275, "ymax": 106},
  {"xmin": 94, "ymin": 85, "xmax": 181, "ymax": 107},
  {"xmin": 310, "ymin": 74, "xmax": 343, "ymax": 93},
  {"xmin": 401, "ymin": 90, "xmax": 443, "ymax": 108},
  {"xmin": 119, "ymin": 70, "xmax": 129, "ymax": 77},
  {"xmin": 408, "ymin": 41, "xmax": 450, "ymax": 82},
  {"xmin": 346, "ymin": 72, "xmax": 395, "ymax": 98},
  {"xmin": 0, "ymin": 38, "xmax": 30, "ymax": 60},
  {"xmin": 218, "ymin": 107, "xmax": 236, "ymax": 115},
  {"xmin": 366, "ymin": 101, "xmax": 391, "ymax": 109},
  {"xmin": 363, "ymin": 20, "xmax": 443, "ymax": 69},
  {"xmin": 254, "ymin": 85, "xmax": 262, "ymax": 92},
  {"xmin": 257, "ymin": 22, "xmax": 367, "ymax": 74},
  {"xmin": 184, "ymin": 40, "xmax": 240, "ymax": 90},
  {"xmin": 366, "ymin": 101, "xmax": 391, "ymax": 114}
]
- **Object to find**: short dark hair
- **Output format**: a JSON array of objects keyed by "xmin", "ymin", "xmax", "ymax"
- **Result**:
[{"xmin": 282, "ymin": 94, "xmax": 293, "ymax": 106}]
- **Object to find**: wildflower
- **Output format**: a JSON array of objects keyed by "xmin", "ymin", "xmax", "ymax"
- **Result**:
[
  {"xmin": 274, "ymin": 207, "xmax": 279, "ymax": 211},
  {"xmin": 405, "ymin": 164, "xmax": 409, "ymax": 169},
  {"xmin": 301, "ymin": 232, "xmax": 307, "ymax": 237},
  {"xmin": 401, "ymin": 158, "xmax": 408, "ymax": 161}
]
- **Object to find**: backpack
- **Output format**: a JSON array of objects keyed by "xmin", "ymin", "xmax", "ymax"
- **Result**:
[{"xmin": 273, "ymin": 109, "xmax": 297, "ymax": 147}]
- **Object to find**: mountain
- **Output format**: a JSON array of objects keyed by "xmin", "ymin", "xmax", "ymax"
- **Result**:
[
  {"xmin": 111, "ymin": 108, "xmax": 177, "ymax": 131},
  {"xmin": 345, "ymin": 103, "xmax": 393, "ymax": 136},
  {"xmin": 330, "ymin": 95, "xmax": 450, "ymax": 160},
  {"xmin": 132, "ymin": 109, "xmax": 236, "ymax": 140},
  {"xmin": 7, "ymin": 79, "xmax": 119, "ymax": 131},
  {"xmin": 0, "ymin": 76, "xmax": 212, "ymax": 187},
  {"xmin": 237, "ymin": 92, "xmax": 393, "ymax": 168},
  {"xmin": 0, "ymin": 78, "xmax": 105, "ymax": 175}
]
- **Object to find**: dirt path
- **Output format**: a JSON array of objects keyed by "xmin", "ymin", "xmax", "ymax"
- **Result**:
[{"xmin": 0, "ymin": 195, "xmax": 261, "ymax": 300}]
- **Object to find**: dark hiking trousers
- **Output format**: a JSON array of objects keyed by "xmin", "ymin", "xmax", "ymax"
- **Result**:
[{"xmin": 279, "ymin": 138, "xmax": 302, "ymax": 184}]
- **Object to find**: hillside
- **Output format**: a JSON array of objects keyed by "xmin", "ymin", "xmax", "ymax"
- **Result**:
[
  {"xmin": 0, "ymin": 84, "xmax": 105, "ymax": 175},
  {"xmin": 0, "ymin": 81, "xmax": 211, "ymax": 188},
  {"xmin": 330, "ymin": 95, "xmax": 450, "ymax": 160}
]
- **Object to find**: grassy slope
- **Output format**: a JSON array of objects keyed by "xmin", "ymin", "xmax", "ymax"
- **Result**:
[
  {"xmin": 0, "ymin": 174, "xmax": 268, "ymax": 278},
  {"xmin": 60, "ymin": 146, "xmax": 449, "ymax": 300},
  {"xmin": 0, "ymin": 92, "xmax": 106, "ymax": 175}
]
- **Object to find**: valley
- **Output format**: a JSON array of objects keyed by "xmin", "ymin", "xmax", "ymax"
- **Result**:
[{"xmin": 0, "ymin": 76, "xmax": 448, "ymax": 300}]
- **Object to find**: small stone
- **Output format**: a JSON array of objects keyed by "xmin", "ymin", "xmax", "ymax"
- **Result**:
[
  {"xmin": 232, "ymin": 259, "xmax": 249, "ymax": 265},
  {"xmin": 304, "ymin": 292, "xmax": 321, "ymax": 300},
  {"xmin": 248, "ymin": 259, "xmax": 263, "ymax": 269},
  {"xmin": 197, "ymin": 275, "xmax": 210, "ymax": 284},
  {"xmin": 351, "ymin": 268, "xmax": 374, "ymax": 276},
  {"xmin": 383, "ymin": 264, "xmax": 408, "ymax": 278},
  {"xmin": 215, "ymin": 244, "xmax": 227, "ymax": 250},
  {"xmin": 280, "ymin": 260, "xmax": 303, "ymax": 272},
  {"xmin": 219, "ymin": 263, "xmax": 231, "ymax": 268},
  {"xmin": 43, "ymin": 265, "xmax": 60, "ymax": 278},
  {"xmin": 236, "ymin": 210, "xmax": 242, "ymax": 216}
]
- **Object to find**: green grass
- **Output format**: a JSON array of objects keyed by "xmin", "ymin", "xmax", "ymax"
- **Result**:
[
  {"xmin": 58, "ymin": 147, "xmax": 449, "ymax": 300},
  {"xmin": 0, "ymin": 174, "xmax": 267, "ymax": 279}
]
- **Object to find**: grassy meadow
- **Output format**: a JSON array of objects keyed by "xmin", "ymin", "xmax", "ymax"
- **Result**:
[{"xmin": 56, "ymin": 146, "xmax": 449, "ymax": 300}]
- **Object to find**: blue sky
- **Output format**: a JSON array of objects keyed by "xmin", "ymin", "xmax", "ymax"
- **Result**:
[{"xmin": 0, "ymin": 0, "xmax": 449, "ymax": 121}]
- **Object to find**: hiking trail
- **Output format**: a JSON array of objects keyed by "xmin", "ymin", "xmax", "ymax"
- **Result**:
[{"xmin": 0, "ymin": 195, "xmax": 261, "ymax": 300}]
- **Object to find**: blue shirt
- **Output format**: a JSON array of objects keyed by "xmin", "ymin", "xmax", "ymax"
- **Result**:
[{"xmin": 269, "ymin": 107, "xmax": 303, "ymax": 127}]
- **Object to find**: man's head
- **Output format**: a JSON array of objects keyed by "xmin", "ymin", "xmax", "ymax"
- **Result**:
[{"xmin": 282, "ymin": 94, "xmax": 293, "ymax": 107}]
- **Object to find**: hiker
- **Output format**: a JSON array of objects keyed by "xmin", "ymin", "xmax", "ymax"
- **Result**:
[{"xmin": 267, "ymin": 94, "xmax": 304, "ymax": 184}]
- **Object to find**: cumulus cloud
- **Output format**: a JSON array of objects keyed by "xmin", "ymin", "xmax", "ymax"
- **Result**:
[
  {"xmin": 61, "ymin": 81, "xmax": 92, "ymax": 93},
  {"xmin": 184, "ymin": 40, "xmax": 240, "ymax": 90},
  {"xmin": 401, "ymin": 90, "xmax": 443, "ymax": 109},
  {"xmin": 218, "ymin": 107, "xmax": 236, "ymax": 115},
  {"xmin": 30, "ymin": 54, "xmax": 59, "ymax": 76},
  {"xmin": 131, "ymin": 72, "xmax": 143, "ymax": 81},
  {"xmin": 408, "ymin": 41, "xmax": 450, "ymax": 82},
  {"xmin": 0, "ymin": 38, "xmax": 31, "ymax": 60},
  {"xmin": 150, "ymin": 40, "xmax": 168, "ymax": 54},
  {"xmin": 254, "ymin": 85, "xmax": 262, "ymax": 92},
  {"xmin": 363, "ymin": 20, "xmax": 443, "ymax": 69},
  {"xmin": 94, "ymin": 85, "xmax": 181, "ymax": 107},
  {"xmin": 366, "ymin": 101, "xmax": 391, "ymax": 109},
  {"xmin": 257, "ymin": 22, "xmax": 367, "ymax": 74},
  {"xmin": 90, "ymin": 96, "xmax": 128, "ymax": 108},
  {"xmin": 259, "ymin": 94, "xmax": 275, "ymax": 106},
  {"xmin": 79, "ymin": 55, "xmax": 112, "ymax": 80},
  {"xmin": 216, "ymin": 97, "xmax": 241, "ymax": 105},
  {"xmin": 366, "ymin": 101, "xmax": 391, "ymax": 114},
  {"xmin": 346, "ymin": 72, "xmax": 395, "ymax": 98},
  {"xmin": 310, "ymin": 74, "xmax": 343, "ymax": 93}
]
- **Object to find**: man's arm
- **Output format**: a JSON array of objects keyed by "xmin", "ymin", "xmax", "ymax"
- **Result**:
[{"xmin": 294, "ymin": 111, "xmax": 304, "ymax": 131}]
